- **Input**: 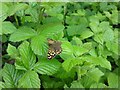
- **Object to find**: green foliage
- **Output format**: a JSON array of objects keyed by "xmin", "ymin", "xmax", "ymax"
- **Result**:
[
  {"xmin": 1, "ymin": 2, "xmax": 119, "ymax": 89},
  {"xmin": 34, "ymin": 59, "xmax": 61, "ymax": 75},
  {"xmin": 18, "ymin": 71, "xmax": 40, "ymax": 88}
]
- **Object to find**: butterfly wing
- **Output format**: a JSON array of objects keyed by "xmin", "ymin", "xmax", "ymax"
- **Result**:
[
  {"xmin": 48, "ymin": 48, "xmax": 56, "ymax": 59},
  {"xmin": 47, "ymin": 39, "xmax": 62, "ymax": 60}
]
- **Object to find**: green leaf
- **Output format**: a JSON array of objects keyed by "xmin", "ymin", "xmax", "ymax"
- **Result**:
[
  {"xmin": 106, "ymin": 41, "xmax": 118, "ymax": 55},
  {"xmin": 71, "ymin": 36, "xmax": 83, "ymax": 46},
  {"xmin": 86, "ymin": 68, "xmax": 104, "ymax": 82},
  {"xmin": 18, "ymin": 71, "xmax": 40, "ymax": 88},
  {"xmin": 70, "ymin": 80, "xmax": 84, "ymax": 88},
  {"xmin": 84, "ymin": 56, "xmax": 111, "ymax": 70},
  {"xmin": 60, "ymin": 41, "xmax": 74, "ymax": 60},
  {"xmin": 31, "ymin": 23, "xmax": 64, "ymax": 55},
  {"xmin": 8, "ymin": 3, "xmax": 28, "ymax": 16},
  {"xmin": 1, "ymin": 21, "xmax": 17, "ymax": 35},
  {"xmin": 80, "ymin": 75, "xmax": 95, "ymax": 88},
  {"xmin": 89, "ymin": 16, "xmax": 99, "ymax": 33},
  {"xmin": 62, "ymin": 58, "xmax": 82, "ymax": 72},
  {"xmin": 34, "ymin": 59, "xmax": 61, "ymax": 75},
  {"xmin": 37, "ymin": 23, "xmax": 64, "ymax": 37},
  {"xmin": 0, "ymin": 81, "xmax": 5, "ymax": 89},
  {"xmin": 103, "ymin": 28, "xmax": 114, "ymax": 42},
  {"xmin": 93, "ymin": 33, "xmax": 104, "ymax": 45},
  {"xmin": 100, "ymin": 2, "xmax": 108, "ymax": 11},
  {"xmin": 107, "ymin": 72, "xmax": 118, "ymax": 88},
  {"xmin": 10, "ymin": 26, "xmax": 37, "ymax": 42},
  {"xmin": 111, "ymin": 10, "xmax": 118, "ymax": 24},
  {"xmin": 0, "ymin": 3, "xmax": 9, "ymax": 21},
  {"xmin": 16, "ymin": 41, "xmax": 36, "ymax": 70},
  {"xmin": 73, "ymin": 46, "xmax": 89, "ymax": 57},
  {"xmin": 7, "ymin": 44, "xmax": 19, "ymax": 58},
  {"xmin": 31, "ymin": 35, "xmax": 48, "ymax": 55},
  {"xmin": 66, "ymin": 25, "xmax": 86, "ymax": 36},
  {"xmin": 80, "ymin": 28, "xmax": 94, "ymax": 40},
  {"xmin": 2, "ymin": 63, "xmax": 23, "ymax": 88}
]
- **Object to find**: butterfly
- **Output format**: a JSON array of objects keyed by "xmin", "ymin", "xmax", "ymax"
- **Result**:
[{"xmin": 47, "ymin": 39, "xmax": 62, "ymax": 60}]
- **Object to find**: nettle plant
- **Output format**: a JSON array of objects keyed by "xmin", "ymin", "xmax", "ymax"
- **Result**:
[{"xmin": 0, "ymin": 2, "xmax": 119, "ymax": 89}]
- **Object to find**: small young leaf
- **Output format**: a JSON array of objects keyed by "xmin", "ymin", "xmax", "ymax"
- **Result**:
[{"xmin": 7, "ymin": 44, "xmax": 19, "ymax": 58}]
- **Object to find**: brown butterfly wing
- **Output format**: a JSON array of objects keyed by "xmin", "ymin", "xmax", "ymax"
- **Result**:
[{"xmin": 47, "ymin": 39, "xmax": 62, "ymax": 60}]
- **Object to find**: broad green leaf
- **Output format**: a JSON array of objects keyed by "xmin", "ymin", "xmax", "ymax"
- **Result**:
[
  {"xmin": 60, "ymin": 41, "xmax": 74, "ymax": 60},
  {"xmin": 7, "ymin": 44, "xmax": 19, "ymax": 58},
  {"xmin": 10, "ymin": 26, "xmax": 37, "ymax": 42},
  {"xmin": 31, "ymin": 35, "xmax": 48, "ymax": 55},
  {"xmin": 1, "ymin": 21, "xmax": 17, "ymax": 35},
  {"xmin": 17, "ymin": 41, "xmax": 36, "ymax": 70},
  {"xmin": 62, "ymin": 58, "xmax": 82, "ymax": 72},
  {"xmin": 70, "ymin": 80, "xmax": 84, "ymax": 88},
  {"xmin": 31, "ymin": 23, "xmax": 64, "ymax": 55},
  {"xmin": 2, "ymin": 63, "xmax": 23, "ymax": 88},
  {"xmin": 80, "ymin": 28, "xmax": 94, "ymax": 40},
  {"xmin": 66, "ymin": 25, "xmax": 85, "ymax": 36},
  {"xmin": 18, "ymin": 71, "xmax": 40, "ymax": 88},
  {"xmin": 34, "ymin": 59, "xmax": 61, "ymax": 75},
  {"xmin": 86, "ymin": 68, "xmax": 104, "ymax": 82},
  {"xmin": 84, "ymin": 56, "xmax": 111, "ymax": 70},
  {"xmin": 99, "ymin": 21, "xmax": 110, "ymax": 32},
  {"xmin": 8, "ymin": 3, "xmax": 28, "ymax": 16},
  {"xmin": 37, "ymin": 23, "xmax": 64, "ymax": 37},
  {"xmin": 107, "ymin": 72, "xmax": 118, "ymax": 88}
]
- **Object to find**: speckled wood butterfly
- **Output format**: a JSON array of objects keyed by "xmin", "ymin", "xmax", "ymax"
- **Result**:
[{"xmin": 47, "ymin": 39, "xmax": 62, "ymax": 60}]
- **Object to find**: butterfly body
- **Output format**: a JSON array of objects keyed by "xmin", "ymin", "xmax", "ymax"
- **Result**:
[{"xmin": 47, "ymin": 39, "xmax": 62, "ymax": 60}]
